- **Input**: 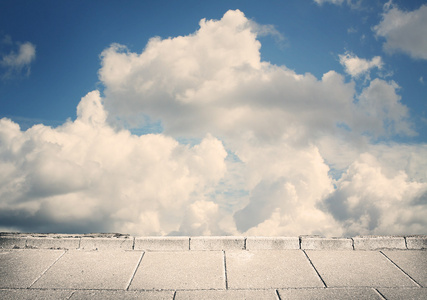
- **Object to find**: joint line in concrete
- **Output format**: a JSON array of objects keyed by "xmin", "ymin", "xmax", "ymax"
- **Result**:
[
  {"xmin": 132, "ymin": 237, "xmax": 135, "ymax": 250},
  {"xmin": 379, "ymin": 251, "xmax": 422, "ymax": 287},
  {"xmin": 223, "ymin": 250, "xmax": 229, "ymax": 290},
  {"xmin": 275, "ymin": 289, "xmax": 282, "ymax": 300},
  {"xmin": 404, "ymin": 237, "xmax": 408, "ymax": 249},
  {"xmin": 243, "ymin": 237, "xmax": 247, "ymax": 250},
  {"xmin": 351, "ymin": 238, "xmax": 355, "ymax": 250},
  {"xmin": 28, "ymin": 249, "xmax": 67, "ymax": 288},
  {"xmin": 189, "ymin": 237, "xmax": 192, "ymax": 250},
  {"xmin": 172, "ymin": 290, "xmax": 177, "ymax": 300},
  {"xmin": 66, "ymin": 290, "xmax": 76, "ymax": 300},
  {"xmin": 126, "ymin": 251, "xmax": 145, "ymax": 290},
  {"xmin": 373, "ymin": 288, "xmax": 387, "ymax": 299},
  {"xmin": 302, "ymin": 250, "xmax": 327, "ymax": 288}
]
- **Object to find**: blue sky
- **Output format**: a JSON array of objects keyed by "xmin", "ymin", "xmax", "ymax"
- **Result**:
[{"xmin": 0, "ymin": 0, "xmax": 426, "ymax": 235}]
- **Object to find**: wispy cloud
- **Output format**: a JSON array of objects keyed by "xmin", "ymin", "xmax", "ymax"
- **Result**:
[{"xmin": 1, "ymin": 36, "xmax": 36, "ymax": 79}]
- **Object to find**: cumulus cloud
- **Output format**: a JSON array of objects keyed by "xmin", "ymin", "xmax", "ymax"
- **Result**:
[
  {"xmin": 1, "ymin": 38, "xmax": 36, "ymax": 78},
  {"xmin": 1, "ymin": 10, "xmax": 426, "ymax": 236},
  {"xmin": 373, "ymin": 3, "xmax": 427, "ymax": 60},
  {"xmin": 339, "ymin": 52, "xmax": 383, "ymax": 78}
]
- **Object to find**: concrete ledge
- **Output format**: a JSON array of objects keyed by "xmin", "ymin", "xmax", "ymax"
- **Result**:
[
  {"xmin": 190, "ymin": 236, "xmax": 245, "ymax": 250},
  {"xmin": 406, "ymin": 236, "xmax": 427, "ymax": 250},
  {"xmin": 353, "ymin": 236, "xmax": 407, "ymax": 250},
  {"xmin": 0, "ymin": 237, "xmax": 27, "ymax": 249},
  {"xmin": 301, "ymin": 236, "xmax": 353, "ymax": 250},
  {"xmin": 134, "ymin": 236, "xmax": 190, "ymax": 251},
  {"xmin": 246, "ymin": 237, "xmax": 299, "ymax": 250},
  {"xmin": 26, "ymin": 237, "xmax": 80, "ymax": 249},
  {"xmin": 79, "ymin": 237, "xmax": 133, "ymax": 250}
]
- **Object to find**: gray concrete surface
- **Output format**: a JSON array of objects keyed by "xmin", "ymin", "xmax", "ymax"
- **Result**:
[{"xmin": 0, "ymin": 234, "xmax": 426, "ymax": 299}]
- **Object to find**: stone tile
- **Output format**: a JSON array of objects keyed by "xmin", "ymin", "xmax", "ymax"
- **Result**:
[
  {"xmin": 278, "ymin": 288, "xmax": 382, "ymax": 299},
  {"xmin": 70, "ymin": 290, "xmax": 174, "ymax": 299},
  {"xmin": 32, "ymin": 250, "xmax": 143, "ymax": 289},
  {"xmin": 406, "ymin": 236, "xmax": 427, "ymax": 250},
  {"xmin": 226, "ymin": 250, "xmax": 324, "ymax": 289},
  {"xmin": 353, "ymin": 236, "xmax": 406, "ymax": 250},
  {"xmin": 0, "ymin": 250, "xmax": 65, "ymax": 288},
  {"xmin": 175, "ymin": 289, "xmax": 278, "ymax": 299},
  {"xmin": 377, "ymin": 288, "xmax": 427, "ymax": 300},
  {"xmin": 0, "ymin": 237, "xmax": 26, "ymax": 249},
  {"xmin": 79, "ymin": 237, "xmax": 133, "ymax": 250},
  {"xmin": 134, "ymin": 236, "xmax": 189, "ymax": 251},
  {"xmin": 301, "ymin": 237, "xmax": 353, "ymax": 250},
  {"xmin": 382, "ymin": 250, "xmax": 427, "ymax": 287},
  {"xmin": 246, "ymin": 237, "xmax": 299, "ymax": 250},
  {"xmin": 306, "ymin": 250, "xmax": 417, "ymax": 287},
  {"xmin": 129, "ymin": 251, "xmax": 225, "ymax": 290},
  {"xmin": 190, "ymin": 236, "xmax": 245, "ymax": 250},
  {"xmin": 26, "ymin": 237, "xmax": 80, "ymax": 249},
  {"xmin": 0, "ymin": 289, "xmax": 73, "ymax": 300}
]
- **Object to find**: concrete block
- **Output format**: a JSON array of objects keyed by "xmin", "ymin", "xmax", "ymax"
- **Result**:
[
  {"xmin": 278, "ymin": 288, "xmax": 382, "ymax": 299},
  {"xmin": 32, "ymin": 250, "xmax": 143, "ymax": 289},
  {"xmin": 382, "ymin": 250, "xmax": 427, "ymax": 287},
  {"xmin": 26, "ymin": 237, "xmax": 80, "ymax": 249},
  {"xmin": 175, "ymin": 289, "xmax": 278, "ymax": 300},
  {"xmin": 70, "ymin": 290, "xmax": 174, "ymax": 299},
  {"xmin": 246, "ymin": 236, "xmax": 299, "ymax": 250},
  {"xmin": 190, "ymin": 236, "xmax": 245, "ymax": 250},
  {"xmin": 0, "ymin": 249, "xmax": 65, "ymax": 288},
  {"xmin": 0, "ymin": 237, "xmax": 26, "ymax": 249},
  {"xmin": 0, "ymin": 289, "xmax": 73, "ymax": 300},
  {"xmin": 79, "ymin": 237, "xmax": 133, "ymax": 250},
  {"xmin": 353, "ymin": 236, "xmax": 406, "ymax": 250},
  {"xmin": 377, "ymin": 288, "xmax": 427, "ymax": 300},
  {"xmin": 406, "ymin": 236, "xmax": 427, "ymax": 250},
  {"xmin": 301, "ymin": 237, "xmax": 353, "ymax": 250},
  {"xmin": 305, "ymin": 250, "xmax": 417, "ymax": 287},
  {"xmin": 134, "ymin": 236, "xmax": 189, "ymax": 251},
  {"xmin": 129, "ymin": 251, "xmax": 225, "ymax": 290},
  {"xmin": 226, "ymin": 250, "xmax": 324, "ymax": 289}
]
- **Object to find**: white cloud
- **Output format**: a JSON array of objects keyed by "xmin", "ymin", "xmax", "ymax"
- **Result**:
[
  {"xmin": 1, "ymin": 40, "xmax": 36, "ymax": 78},
  {"xmin": 1, "ymin": 10, "xmax": 426, "ymax": 236},
  {"xmin": 339, "ymin": 52, "xmax": 383, "ymax": 78},
  {"xmin": 373, "ymin": 3, "xmax": 427, "ymax": 60},
  {"xmin": 314, "ymin": 0, "xmax": 345, "ymax": 5}
]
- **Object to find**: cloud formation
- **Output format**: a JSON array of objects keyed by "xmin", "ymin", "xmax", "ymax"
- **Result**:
[
  {"xmin": 339, "ymin": 52, "xmax": 383, "ymax": 78},
  {"xmin": 1, "ymin": 37, "xmax": 36, "ymax": 78},
  {"xmin": 373, "ymin": 3, "xmax": 427, "ymax": 60},
  {"xmin": 1, "ymin": 10, "xmax": 426, "ymax": 236}
]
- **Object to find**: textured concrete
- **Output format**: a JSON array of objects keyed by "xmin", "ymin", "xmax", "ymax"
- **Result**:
[
  {"xmin": 306, "ymin": 250, "xmax": 418, "ymax": 287},
  {"xmin": 69, "ymin": 290, "xmax": 174, "ymax": 299},
  {"xmin": 26, "ymin": 237, "xmax": 80, "ymax": 249},
  {"xmin": 190, "ymin": 236, "xmax": 245, "ymax": 250},
  {"xmin": 79, "ymin": 237, "xmax": 133, "ymax": 250},
  {"xmin": 246, "ymin": 236, "xmax": 299, "ymax": 250},
  {"xmin": 382, "ymin": 250, "xmax": 427, "ymax": 287},
  {"xmin": 406, "ymin": 236, "xmax": 427, "ymax": 250},
  {"xmin": 0, "ymin": 237, "xmax": 27, "ymax": 249},
  {"xmin": 0, "ymin": 249, "xmax": 65, "ymax": 288},
  {"xmin": 0, "ymin": 289, "xmax": 73, "ymax": 300},
  {"xmin": 32, "ymin": 250, "xmax": 143, "ymax": 289},
  {"xmin": 377, "ymin": 288, "xmax": 427, "ymax": 299},
  {"xmin": 278, "ymin": 288, "xmax": 382, "ymax": 299},
  {"xmin": 129, "ymin": 251, "xmax": 225, "ymax": 290},
  {"xmin": 301, "ymin": 236, "xmax": 353, "ymax": 250},
  {"xmin": 175, "ymin": 289, "xmax": 279, "ymax": 299},
  {"xmin": 135, "ymin": 236, "xmax": 189, "ymax": 251},
  {"xmin": 226, "ymin": 250, "xmax": 324, "ymax": 289},
  {"xmin": 353, "ymin": 236, "xmax": 406, "ymax": 250}
]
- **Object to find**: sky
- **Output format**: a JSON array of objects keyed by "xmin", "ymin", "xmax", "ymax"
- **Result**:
[{"xmin": 0, "ymin": 0, "xmax": 426, "ymax": 236}]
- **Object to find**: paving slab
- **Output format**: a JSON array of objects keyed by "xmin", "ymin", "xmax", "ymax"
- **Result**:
[
  {"xmin": 353, "ymin": 236, "xmax": 406, "ymax": 250},
  {"xmin": 0, "ymin": 249, "xmax": 65, "ymax": 288},
  {"xmin": 134, "ymin": 236, "xmax": 189, "ymax": 251},
  {"xmin": 246, "ymin": 237, "xmax": 299, "ymax": 250},
  {"xmin": 174, "ymin": 289, "xmax": 279, "ymax": 299},
  {"xmin": 26, "ymin": 237, "xmax": 80, "ymax": 249},
  {"xmin": 79, "ymin": 237, "xmax": 133, "ymax": 250},
  {"xmin": 301, "ymin": 237, "xmax": 353, "ymax": 250},
  {"xmin": 377, "ymin": 287, "xmax": 427, "ymax": 300},
  {"xmin": 382, "ymin": 250, "xmax": 427, "ymax": 287},
  {"xmin": 278, "ymin": 288, "xmax": 382, "ymax": 299},
  {"xmin": 406, "ymin": 236, "xmax": 427, "ymax": 250},
  {"xmin": 305, "ymin": 250, "xmax": 417, "ymax": 287},
  {"xmin": 32, "ymin": 250, "xmax": 143, "ymax": 290},
  {"xmin": 225, "ymin": 250, "xmax": 324, "ymax": 289},
  {"xmin": 69, "ymin": 290, "xmax": 174, "ymax": 299},
  {"xmin": 0, "ymin": 237, "xmax": 27, "ymax": 249},
  {"xmin": 129, "ymin": 251, "xmax": 225, "ymax": 290},
  {"xmin": 0, "ymin": 289, "xmax": 73, "ymax": 300},
  {"xmin": 190, "ymin": 236, "xmax": 245, "ymax": 250}
]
